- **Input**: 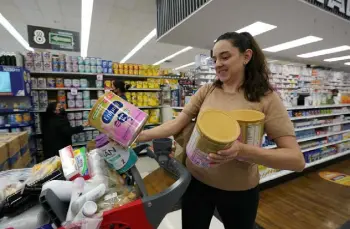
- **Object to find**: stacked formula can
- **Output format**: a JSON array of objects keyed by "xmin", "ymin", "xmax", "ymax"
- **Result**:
[{"xmin": 52, "ymin": 54, "xmax": 66, "ymax": 72}]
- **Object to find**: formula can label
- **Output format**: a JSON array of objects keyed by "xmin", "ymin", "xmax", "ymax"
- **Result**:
[
  {"xmin": 89, "ymin": 91, "xmax": 148, "ymax": 147},
  {"xmin": 186, "ymin": 126, "xmax": 211, "ymax": 168}
]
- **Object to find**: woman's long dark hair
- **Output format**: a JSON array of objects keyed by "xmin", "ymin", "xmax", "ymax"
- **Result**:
[{"xmin": 214, "ymin": 32, "xmax": 273, "ymax": 102}]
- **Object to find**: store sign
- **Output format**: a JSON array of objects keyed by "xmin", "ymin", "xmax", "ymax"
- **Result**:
[
  {"xmin": 27, "ymin": 25, "xmax": 80, "ymax": 52},
  {"xmin": 304, "ymin": 0, "xmax": 350, "ymax": 20}
]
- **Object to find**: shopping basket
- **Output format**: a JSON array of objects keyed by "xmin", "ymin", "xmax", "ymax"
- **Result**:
[{"xmin": 59, "ymin": 141, "xmax": 191, "ymax": 229}]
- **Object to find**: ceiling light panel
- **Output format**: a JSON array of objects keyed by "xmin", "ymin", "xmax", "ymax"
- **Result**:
[
  {"xmin": 324, "ymin": 55, "xmax": 350, "ymax": 62},
  {"xmin": 81, "ymin": 0, "xmax": 94, "ymax": 58},
  {"xmin": 120, "ymin": 28, "xmax": 157, "ymax": 63},
  {"xmin": 263, "ymin": 36, "xmax": 323, "ymax": 52},
  {"xmin": 236, "ymin": 21, "xmax": 277, "ymax": 36},
  {"xmin": 174, "ymin": 62, "xmax": 195, "ymax": 70},
  {"xmin": 153, "ymin": 46, "xmax": 193, "ymax": 65},
  {"xmin": 297, "ymin": 45, "xmax": 350, "ymax": 58},
  {"xmin": 0, "ymin": 13, "xmax": 33, "ymax": 51},
  {"xmin": 345, "ymin": 62, "xmax": 350, "ymax": 65}
]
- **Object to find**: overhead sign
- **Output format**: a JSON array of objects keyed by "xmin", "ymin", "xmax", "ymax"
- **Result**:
[
  {"xmin": 27, "ymin": 25, "xmax": 80, "ymax": 52},
  {"xmin": 304, "ymin": 0, "xmax": 350, "ymax": 21}
]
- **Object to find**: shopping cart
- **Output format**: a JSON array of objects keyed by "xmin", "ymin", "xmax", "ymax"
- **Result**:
[{"xmin": 59, "ymin": 139, "xmax": 191, "ymax": 229}]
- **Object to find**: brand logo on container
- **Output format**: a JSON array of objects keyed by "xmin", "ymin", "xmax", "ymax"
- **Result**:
[{"xmin": 102, "ymin": 101, "xmax": 124, "ymax": 124}]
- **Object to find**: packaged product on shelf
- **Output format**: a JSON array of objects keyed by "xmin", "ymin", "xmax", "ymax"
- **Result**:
[
  {"xmin": 31, "ymin": 77, "xmax": 38, "ymax": 89},
  {"xmin": 84, "ymin": 57, "xmax": 91, "ymax": 65},
  {"xmin": 76, "ymin": 120, "xmax": 83, "ymax": 126},
  {"xmin": 96, "ymin": 58, "xmax": 102, "ymax": 66},
  {"xmin": 78, "ymin": 132, "xmax": 86, "ymax": 142},
  {"xmin": 85, "ymin": 65, "xmax": 91, "ymax": 73},
  {"xmin": 73, "ymin": 79, "xmax": 80, "ymax": 88},
  {"xmin": 67, "ymin": 113, "xmax": 75, "ymax": 120},
  {"xmin": 24, "ymin": 51, "xmax": 34, "ymax": 61},
  {"xmin": 64, "ymin": 79, "xmax": 73, "ymax": 87},
  {"xmin": 78, "ymin": 56, "xmax": 84, "ymax": 65},
  {"xmin": 34, "ymin": 61, "xmax": 43, "ymax": 71},
  {"xmin": 52, "ymin": 61, "xmax": 59, "ymax": 72},
  {"xmin": 31, "ymin": 91, "xmax": 39, "ymax": 103},
  {"xmin": 66, "ymin": 63, "xmax": 73, "ymax": 72},
  {"xmin": 37, "ymin": 78, "xmax": 46, "ymax": 88},
  {"xmin": 103, "ymin": 67, "xmax": 108, "ymax": 74},
  {"xmin": 33, "ymin": 51, "xmax": 43, "ymax": 62},
  {"xmin": 22, "ymin": 113, "xmax": 31, "ymax": 124},
  {"xmin": 76, "ymin": 100, "xmax": 84, "ymax": 108},
  {"xmin": 59, "ymin": 61, "xmax": 66, "ymax": 72},
  {"xmin": 83, "ymin": 100, "xmax": 91, "ymax": 108},
  {"xmin": 73, "ymin": 63, "xmax": 79, "ymax": 72},
  {"xmin": 68, "ymin": 100, "xmax": 76, "ymax": 108},
  {"xmin": 74, "ymin": 112, "xmax": 83, "ymax": 120},
  {"xmin": 80, "ymin": 79, "xmax": 89, "ymax": 88},
  {"xmin": 67, "ymin": 92, "xmax": 75, "ymax": 100},
  {"xmin": 43, "ymin": 61, "xmax": 52, "ymax": 72},
  {"xmin": 104, "ymin": 80, "xmax": 112, "ymax": 89},
  {"xmin": 90, "ymin": 57, "xmax": 96, "ymax": 66},
  {"xmin": 97, "ymin": 65, "xmax": 103, "ymax": 73},
  {"xmin": 91, "ymin": 65, "xmax": 97, "ymax": 73},
  {"xmin": 47, "ymin": 77, "xmax": 55, "ymax": 88},
  {"xmin": 83, "ymin": 111, "xmax": 89, "ymax": 120},
  {"xmin": 92, "ymin": 130, "xmax": 99, "ymax": 138},
  {"xmin": 88, "ymin": 91, "xmax": 148, "ymax": 147},
  {"xmin": 0, "ymin": 116, "xmax": 5, "ymax": 126},
  {"xmin": 82, "ymin": 91, "xmax": 90, "ymax": 100},
  {"xmin": 76, "ymin": 92, "xmax": 83, "ymax": 100},
  {"xmin": 79, "ymin": 64, "xmax": 85, "ymax": 73},
  {"xmin": 96, "ymin": 80, "xmax": 103, "ymax": 88},
  {"xmin": 70, "ymin": 120, "xmax": 76, "ymax": 127},
  {"xmin": 85, "ymin": 131, "xmax": 93, "ymax": 141},
  {"xmin": 56, "ymin": 78, "xmax": 64, "ymax": 88},
  {"xmin": 66, "ymin": 55, "xmax": 73, "ymax": 63},
  {"xmin": 102, "ymin": 60, "xmax": 108, "ymax": 68}
]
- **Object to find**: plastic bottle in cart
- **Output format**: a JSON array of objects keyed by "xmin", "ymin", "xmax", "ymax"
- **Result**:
[{"xmin": 95, "ymin": 134, "xmax": 138, "ymax": 174}]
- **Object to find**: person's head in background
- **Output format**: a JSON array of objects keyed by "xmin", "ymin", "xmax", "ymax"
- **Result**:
[
  {"xmin": 112, "ymin": 80, "xmax": 130, "ymax": 96},
  {"xmin": 46, "ymin": 102, "xmax": 65, "ymax": 116}
]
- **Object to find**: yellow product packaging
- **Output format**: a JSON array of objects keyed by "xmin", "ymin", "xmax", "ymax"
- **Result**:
[
  {"xmin": 139, "ymin": 70, "xmax": 144, "ymax": 76},
  {"xmin": 137, "ymin": 92, "xmax": 143, "ymax": 102},
  {"xmin": 118, "ymin": 63, "xmax": 123, "ymax": 69},
  {"xmin": 130, "ymin": 81, "xmax": 136, "ymax": 88},
  {"xmin": 128, "ymin": 64, "xmax": 134, "ymax": 70},
  {"xmin": 124, "ymin": 64, "xmax": 129, "ymax": 70},
  {"xmin": 186, "ymin": 110, "xmax": 240, "ymax": 168},
  {"xmin": 128, "ymin": 70, "xmax": 133, "ymax": 75},
  {"xmin": 118, "ymin": 69, "xmax": 124, "ymax": 75},
  {"xmin": 113, "ymin": 68, "xmax": 118, "ymax": 74},
  {"xmin": 112, "ymin": 62, "xmax": 118, "ymax": 70},
  {"xmin": 133, "ymin": 70, "xmax": 139, "ymax": 75},
  {"xmin": 142, "ymin": 81, "xmax": 148, "ymax": 89},
  {"xmin": 136, "ymin": 81, "xmax": 143, "ymax": 89}
]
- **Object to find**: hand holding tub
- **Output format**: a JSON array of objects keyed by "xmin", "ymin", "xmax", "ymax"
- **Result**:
[{"xmin": 208, "ymin": 141, "xmax": 243, "ymax": 166}]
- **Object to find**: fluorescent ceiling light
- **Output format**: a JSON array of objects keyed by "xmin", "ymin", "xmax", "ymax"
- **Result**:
[
  {"xmin": 213, "ymin": 21, "xmax": 276, "ymax": 43},
  {"xmin": 153, "ymin": 46, "xmax": 193, "ymax": 65},
  {"xmin": 297, "ymin": 45, "xmax": 350, "ymax": 58},
  {"xmin": 324, "ymin": 55, "xmax": 350, "ymax": 62},
  {"xmin": 174, "ymin": 62, "xmax": 195, "ymax": 70},
  {"xmin": 345, "ymin": 62, "xmax": 350, "ymax": 65},
  {"xmin": 263, "ymin": 36, "xmax": 323, "ymax": 52},
  {"xmin": 236, "ymin": 21, "xmax": 277, "ymax": 36},
  {"xmin": 0, "ymin": 13, "xmax": 33, "ymax": 51},
  {"xmin": 120, "ymin": 28, "xmax": 156, "ymax": 63},
  {"xmin": 81, "ymin": 0, "xmax": 94, "ymax": 58},
  {"xmin": 267, "ymin": 59, "xmax": 278, "ymax": 63}
]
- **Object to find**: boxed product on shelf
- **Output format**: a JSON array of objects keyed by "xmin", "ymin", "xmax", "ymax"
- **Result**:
[
  {"xmin": 0, "ymin": 142, "xmax": 9, "ymax": 171},
  {"xmin": 342, "ymin": 132, "xmax": 350, "ymax": 140}
]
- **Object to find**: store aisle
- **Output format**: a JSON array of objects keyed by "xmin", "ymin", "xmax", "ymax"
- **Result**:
[{"xmin": 257, "ymin": 158, "xmax": 350, "ymax": 229}]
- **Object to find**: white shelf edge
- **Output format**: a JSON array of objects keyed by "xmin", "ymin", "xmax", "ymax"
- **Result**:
[
  {"xmin": 286, "ymin": 104, "xmax": 350, "ymax": 110},
  {"xmin": 301, "ymin": 139, "xmax": 350, "ymax": 153},
  {"xmin": 172, "ymin": 107, "xmax": 184, "ymax": 110},
  {"xmin": 290, "ymin": 112, "xmax": 350, "ymax": 121},
  {"xmin": 31, "ymin": 106, "xmax": 163, "ymax": 112},
  {"xmin": 32, "ymin": 87, "xmax": 103, "ymax": 91},
  {"xmin": 264, "ymin": 130, "xmax": 350, "ymax": 150},
  {"xmin": 294, "ymin": 120, "xmax": 350, "ymax": 131},
  {"xmin": 260, "ymin": 150, "xmax": 350, "ymax": 184}
]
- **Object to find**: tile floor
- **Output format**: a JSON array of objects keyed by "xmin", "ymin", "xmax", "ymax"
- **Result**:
[{"xmin": 136, "ymin": 156, "xmax": 225, "ymax": 229}]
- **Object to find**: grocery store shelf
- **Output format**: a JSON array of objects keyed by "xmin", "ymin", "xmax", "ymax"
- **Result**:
[
  {"xmin": 73, "ymin": 142, "xmax": 87, "ymax": 147},
  {"xmin": 0, "ymin": 123, "xmax": 33, "ymax": 129},
  {"xmin": 301, "ymin": 138, "xmax": 350, "ymax": 153},
  {"xmin": 172, "ymin": 107, "xmax": 184, "ymax": 110},
  {"xmin": 30, "ymin": 71, "xmax": 180, "ymax": 79},
  {"xmin": 295, "ymin": 120, "xmax": 350, "ymax": 131},
  {"xmin": 32, "ymin": 87, "xmax": 103, "ymax": 91},
  {"xmin": 290, "ymin": 112, "xmax": 350, "ymax": 121},
  {"xmin": 264, "ymin": 129, "xmax": 350, "ymax": 150},
  {"xmin": 260, "ymin": 150, "xmax": 350, "ymax": 184},
  {"xmin": 138, "ymin": 106, "xmax": 163, "ymax": 109},
  {"xmin": 84, "ymin": 127, "xmax": 96, "ymax": 131},
  {"xmin": 0, "ymin": 109, "xmax": 32, "ymax": 113},
  {"xmin": 128, "ymin": 88, "xmax": 162, "ymax": 91},
  {"xmin": 286, "ymin": 104, "xmax": 350, "ymax": 110}
]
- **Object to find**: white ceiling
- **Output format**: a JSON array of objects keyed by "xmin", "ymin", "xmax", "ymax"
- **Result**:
[
  {"xmin": 158, "ymin": 0, "xmax": 350, "ymax": 71},
  {"xmin": 0, "ymin": 0, "xmax": 209, "ymax": 70}
]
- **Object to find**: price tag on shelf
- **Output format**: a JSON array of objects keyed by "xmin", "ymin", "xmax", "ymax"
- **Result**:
[
  {"xmin": 70, "ymin": 88, "xmax": 78, "ymax": 95},
  {"xmin": 97, "ymin": 74, "xmax": 103, "ymax": 81},
  {"xmin": 105, "ymin": 89, "xmax": 111, "ymax": 93}
]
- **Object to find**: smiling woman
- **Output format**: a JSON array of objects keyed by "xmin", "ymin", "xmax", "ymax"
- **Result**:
[{"xmin": 137, "ymin": 31, "xmax": 305, "ymax": 229}]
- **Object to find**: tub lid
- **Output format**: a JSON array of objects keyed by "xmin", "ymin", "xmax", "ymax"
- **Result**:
[
  {"xmin": 229, "ymin": 109, "xmax": 265, "ymax": 122},
  {"xmin": 197, "ymin": 110, "xmax": 240, "ymax": 144}
]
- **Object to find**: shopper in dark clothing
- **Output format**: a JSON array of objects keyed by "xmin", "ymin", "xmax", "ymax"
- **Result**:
[
  {"xmin": 112, "ymin": 80, "xmax": 130, "ymax": 101},
  {"xmin": 42, "ymin": 102, "xmax": 85, "ymax": 159}
]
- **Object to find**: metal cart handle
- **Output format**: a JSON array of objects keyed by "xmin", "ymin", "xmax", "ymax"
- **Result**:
[{"xmin": 132, "ymin": 143, "xmax": 191, "ymax": 228}]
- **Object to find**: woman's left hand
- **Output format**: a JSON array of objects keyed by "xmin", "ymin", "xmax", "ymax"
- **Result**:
[{"xmin": 208, "ymin": 141, "xmax": 243, "ymax": 166}]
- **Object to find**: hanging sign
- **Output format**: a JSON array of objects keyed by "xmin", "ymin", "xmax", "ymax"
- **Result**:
[
  {"xmin": 27, "ymin": 25, "xmax": 80, "ymax": 52},
  {"xmin": 319, "ymin": 171, "xmax": 350, "ymax": 186},
  {"xmin": 304, "ymin": 0, "xmax": 350, "ymax": 21}
]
